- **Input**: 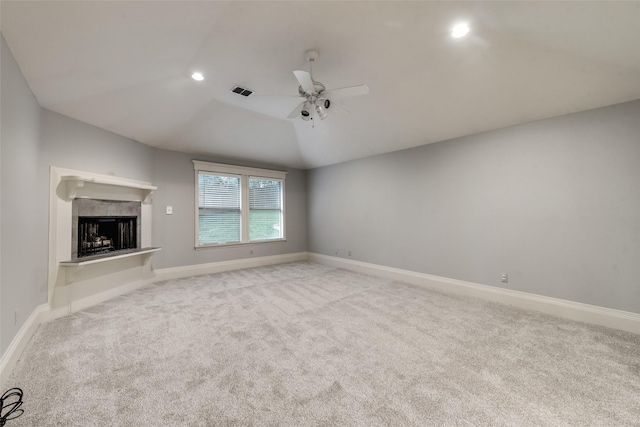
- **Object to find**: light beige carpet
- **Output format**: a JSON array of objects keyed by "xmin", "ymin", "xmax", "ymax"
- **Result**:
[{"xmin": 7, "ymin": 262, "xmax": 640, "ymax": 426}]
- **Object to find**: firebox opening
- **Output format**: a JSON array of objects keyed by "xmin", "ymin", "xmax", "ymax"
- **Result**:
[{"xmin": 77, "ymin": 216, "xmax": 137, "ymax": 258}]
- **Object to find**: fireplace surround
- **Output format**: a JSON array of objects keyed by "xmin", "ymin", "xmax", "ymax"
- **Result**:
[{"xmin": 49, "ymin": 167, "xmax": 159, "ymax": 312}]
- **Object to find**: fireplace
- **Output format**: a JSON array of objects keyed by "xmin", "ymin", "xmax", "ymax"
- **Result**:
[
  {"xmin": 77, "ymin": 216, "xmax": 137, "ymax": 257},
  {"xmin": 72, "ymin": 199, "xmax": 141, "ymax": 259}
]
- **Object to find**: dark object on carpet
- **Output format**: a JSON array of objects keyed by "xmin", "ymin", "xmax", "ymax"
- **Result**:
[{"xmin": 0, "ymin": 387, "xmax": 24, "ymax": 426}]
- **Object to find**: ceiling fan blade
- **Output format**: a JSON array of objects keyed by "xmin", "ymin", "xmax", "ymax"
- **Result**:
[
  {"xmin": 251, "ymin": 92, "xmax": 302, "ymax": 98},
  {"xmin": 286, "ymin": 101, "xmax": 305, "ymax": 119},
  {"xmin": 252, "ymin": 94, "xmax": 301, "ymax": 98},
  {"xmin": 293, "ymin": 70, "xmax": 315, "ymax": 94},
  {"xmin": 323, "ymin": 84, "xmax": 369, "ymax": 99},
  {"xmin": 334, "ymin": 103, "xmax": 351, "ymax": 114}
]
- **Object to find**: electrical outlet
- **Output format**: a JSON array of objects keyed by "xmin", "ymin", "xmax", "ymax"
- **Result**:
[
  {"xmin": 250, "ymin": 249, "xmax": 254, "ymax": 255},
  {"xmin": 166, "ymin": 206, "xmax": 173, "ymax": 215},
  {"xmin": 501, "ymin": 273, "xmax": 508, "ymax": 283},
  {"xmin": 348, "ymin": 250, "xmax": 352, "ymax": 257},
  {"xmin": 335, "ymin": 249, "xmax": 339, "ymax": 254}
]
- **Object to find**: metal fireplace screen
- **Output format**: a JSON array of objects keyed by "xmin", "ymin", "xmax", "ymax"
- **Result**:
[{"xmin": 77, "ymin": 216, "xmax": 137, "ymax": 257}]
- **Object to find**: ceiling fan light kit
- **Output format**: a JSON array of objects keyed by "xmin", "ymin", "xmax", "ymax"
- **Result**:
[
  {"xmin": 301, "ymin": 101, "xmax": 312, "ymax": 121},
  {"xmin": 315, "ymin": 104, "xmax": 328, "ymax": 120}
]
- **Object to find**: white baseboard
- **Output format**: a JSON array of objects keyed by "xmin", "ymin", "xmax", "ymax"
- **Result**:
[
  {"xmin": 1, "ymin": 278, "xmax": 154, "ymax": 389},
  {"xmin": 152, "ymin": 252, "xmax": 308, "ymax": 282},
  {"xmin": 44, "ymin": 278, "xmax": 154, "ymax": 323},
  {"xmin": 5, "ymin": 251, "xmax": 636, "ymax": 387},
  {"xmin": 308, "ymin": 253, "xmax": 640, "ymax": 335},
  {"xmin": 0, "ymin": 304, "xmax": 48, "ymax": 389}
]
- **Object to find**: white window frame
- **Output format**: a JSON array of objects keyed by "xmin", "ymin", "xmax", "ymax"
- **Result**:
[{"xmin": 193, "ymin": 160, "xmax": 287, "ymax": 248}]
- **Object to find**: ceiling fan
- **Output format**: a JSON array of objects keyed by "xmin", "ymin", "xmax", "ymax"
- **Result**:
[{"xmin": 284, "ymin": 50, "xmax": 369, "ymax": 123}]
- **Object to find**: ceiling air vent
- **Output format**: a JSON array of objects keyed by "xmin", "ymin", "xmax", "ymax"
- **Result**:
[{"xmin": 231, "ymin": 86, "xmax": 253, "ymax": 97}]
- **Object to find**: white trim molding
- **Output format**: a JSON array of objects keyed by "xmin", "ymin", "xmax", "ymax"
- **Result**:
[
  {"xmin": 0, "ymin": 304, "xmax": 48, "ymax": 389},
  {"xmin": 193, "ymin": 160, "xmax": 287, "ymax": 180},
  {"xmin": 308, "ymin": 253, "xmax": 640, "ymax": 335}
]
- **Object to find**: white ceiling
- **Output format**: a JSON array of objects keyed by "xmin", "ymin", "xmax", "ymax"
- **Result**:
[{"xmin": 2, "ymin": 1, "xmax": 639, "ymax": 169}]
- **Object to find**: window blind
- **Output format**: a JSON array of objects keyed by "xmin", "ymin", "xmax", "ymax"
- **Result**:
[
  {"xmin": 249, "ymin": 178, "xmax": 283, "ymax": 241},
  {"xmin": 198, "ymin": 173, "xmax": 241, "ymax": 244}
]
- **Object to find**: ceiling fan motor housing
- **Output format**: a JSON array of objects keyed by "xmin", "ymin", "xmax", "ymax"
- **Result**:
[{"xmin": 298, "ymin": 81, "xmax": 326, "ymax": 97}]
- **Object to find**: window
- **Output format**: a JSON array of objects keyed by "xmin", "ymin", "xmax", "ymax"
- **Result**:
[
  {"xmin": 194, "ymin": 161, "xmax": 286, "ymax": 247},
  {"xmin": 249, "ymin": 178, "xmax": 283, "ymax": 241},
  {"xmin": 198, "ymin": 173, "xmax": 241, "ymax": 245}
]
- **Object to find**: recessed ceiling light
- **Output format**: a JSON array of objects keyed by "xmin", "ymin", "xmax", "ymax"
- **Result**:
[
  {"xmin": 191, "ymin": 72, "xmax": 204, "ymax": 81},
  {"xmin": 451, "ymin": 23, "xmax": 470, "ymax": 38}
]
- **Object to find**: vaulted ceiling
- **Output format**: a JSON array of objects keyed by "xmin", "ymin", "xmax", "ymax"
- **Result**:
[{"xmin": 2, "ymin": 1, "xmax": 639, "ymax": 169}]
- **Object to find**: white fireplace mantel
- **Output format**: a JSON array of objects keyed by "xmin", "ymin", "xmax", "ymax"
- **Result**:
[
  {"xmin": 59, "ymin": 175, "xmax": 157, "ymax": 202},
  {"xmin": 48, "ymin": 167, "xmax": 158, "ymax": 310}
]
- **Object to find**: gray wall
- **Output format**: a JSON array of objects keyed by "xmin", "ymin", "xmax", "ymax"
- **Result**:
[
  {"xmin": 308, "ymin": 100, "xmax": 640, "ymax": 314},
  {"xmin": 152, "ymin": 149, "xmax": 307, "ymax": 269},
  {"xmin": 38, "ymin": 109, "xmax": 155, "ymax": 182},
  {"xmin": 1, "ymin": 35, "xmax": 43, "ymax": 354},
  {"xmin": 1, "ymin": 34, "xmax": 157, "ymax": 355}
]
